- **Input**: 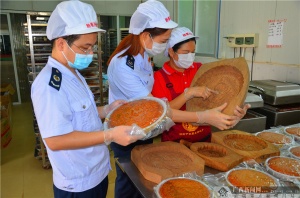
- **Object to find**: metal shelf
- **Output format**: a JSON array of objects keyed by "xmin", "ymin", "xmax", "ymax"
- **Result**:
[
  {"xmin": 24, "ymin": 23, "xmax": 47, "ymax": 27},
  {"xmin": 26, "ymin": 43, "xmax": 51, "ymax": 47},
  {"xmin": 27, "ymin": 63, "xmax": 46, "ymax": 66},
  {"xmin": 25, "ymin": 33, "xmax": 47, "ymax": 36},
  {"xmin": 26, "ymin": 53, "xmax": 51, "ymax": 56}
]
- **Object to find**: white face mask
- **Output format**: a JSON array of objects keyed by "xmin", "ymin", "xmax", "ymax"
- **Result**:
[
  {"xmin": 174, "ymin": 53, "xmax": 195, "ymax": 69},
  {"xmin": 143, "ymin": 34, "xmax": 167, "ymax": 56}
]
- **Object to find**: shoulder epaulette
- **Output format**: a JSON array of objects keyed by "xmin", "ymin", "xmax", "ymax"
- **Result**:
[
  {"xmin": 126, "ymin": 55, "xmax": 135, "ymax": 69},
  {"xmin": 48, "ymin": 67, "xmax": 62, "ymax": 91}
]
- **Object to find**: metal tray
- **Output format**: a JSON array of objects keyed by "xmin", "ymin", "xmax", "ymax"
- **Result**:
[
  {"xmin": 225, "ymin": 168, "xmax": 279, "ymax": 193},
  {"xmin": 154, "ymin": 177, "xmax": 212, "ymax": 198},
  {"xmin": 245, "ymin": 92, "xmax": 264, "ymax": 108},
  {"xmin": 265, "ymin": 156, "xmax": 300, "ymax": 182},
  {"xmin": 249, "ymin": 80, "xmax": 300, "ymax": 105},
  {"xmin": 103, "ymin": 97, "xmax": 167, "ymax": 134},
  {"xmin": 288, "ymin": 146, "xmax": 300, "ymax": 160},
  {"xmin": 252, "ymin": 107, "xmax": 300, "ymax": 129}
]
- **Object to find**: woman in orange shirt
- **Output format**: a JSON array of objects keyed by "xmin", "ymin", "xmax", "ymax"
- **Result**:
[{"xmin": 152, "ymin": 27, "xmax": 251, "ymax": 143}]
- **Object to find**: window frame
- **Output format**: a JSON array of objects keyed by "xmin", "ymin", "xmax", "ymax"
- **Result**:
[{"xmin": 176, "ymin": 0, "xmax": 221, "ymax": 58}]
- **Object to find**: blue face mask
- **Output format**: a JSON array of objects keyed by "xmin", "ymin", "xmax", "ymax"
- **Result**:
[{"xmin": 62, "ymin": 42, "xmax": 93, "ymax": 70}]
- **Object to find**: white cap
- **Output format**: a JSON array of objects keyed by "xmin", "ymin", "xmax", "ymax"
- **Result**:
[
  {"xmin": 129, "ymin": 0, "xmax": 178, "ymax": 35},
  {"xmin": 46, "ymin": 0, "xmax": 105, "ymax": 40},
  {"xmin": 164, "ymin": 27, "xmax": 199, "ymax": 56}
]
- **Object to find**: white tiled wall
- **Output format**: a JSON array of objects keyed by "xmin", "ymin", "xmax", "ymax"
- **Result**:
[
  {"xmin": 194, "ymin": 56, "xmax": 300, "ymax": 84},
  {"xmin": 214, "ymin": 0, "xmax": 300, "ymax": 84},
  {"xmin": 153, "ymin": 0, "xmax": 300, "ymax": 85},
  {"xmin": 252, "ymin": 63, "xmax": 300, "ymax": 84},
  {"xmin": 155, "ymin": 55, "xmax": 300, "ymax": 84}
]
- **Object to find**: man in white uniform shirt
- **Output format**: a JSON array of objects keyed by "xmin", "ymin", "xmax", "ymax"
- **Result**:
[{"xmin": 31, "ymin": 1, "xmax": 144, "ymax": 197}]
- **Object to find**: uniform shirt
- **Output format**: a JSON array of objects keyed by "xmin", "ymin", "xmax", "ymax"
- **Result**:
[
  {"xmin": 31, "ymin": 57, "xmax": 110, "ymax": 192},
  {"xmin": 152, "ymin": 61, "xmax": 199, "ymax": 101},
  {"xmin": 152, "ymin": 61, "xmax": 212, "ymax": 143},
  {"xmin": 107, "ymin": 49, "xmax": 154, "ymax": 103}
]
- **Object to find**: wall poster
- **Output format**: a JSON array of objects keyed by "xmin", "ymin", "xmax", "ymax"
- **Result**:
[{"xmin": 267, "ymin": 19, "xmax": 287, "ymax": 48}]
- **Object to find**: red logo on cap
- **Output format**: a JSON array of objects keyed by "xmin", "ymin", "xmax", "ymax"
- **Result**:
[
  {"xmin": 86, "ymin": 22, "xmax": 98, "ymax": 28},
  {"xmin": 183, "ymin": 32, "xmax": 193, "ymax": 37},
  {"xmin": 165, "ymin": 16, "xmax": 171, "ymax": 22}
]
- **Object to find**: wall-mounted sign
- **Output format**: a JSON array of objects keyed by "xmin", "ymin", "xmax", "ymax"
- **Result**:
[{"xmin": 267, "ymin": 19, "xmax": 287, "ymax": 48}]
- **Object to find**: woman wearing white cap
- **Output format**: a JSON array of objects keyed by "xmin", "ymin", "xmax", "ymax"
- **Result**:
[
  {"xmin": 31, "ymin": 1, "xmax": 144, "ymax": 197},
  {"xmin": 152, "ymin": 27, "xmax": 251, "ymax": 143},
  {"xmin": 107, "ymin": 1, "xmax": 245, "ymax": 197}
]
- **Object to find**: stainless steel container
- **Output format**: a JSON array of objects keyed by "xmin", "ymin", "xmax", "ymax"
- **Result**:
[
  {"xmin": 232, "ymin": 110, "xmax": 267, "ymax": 133},
  {"xmin": 252, "ymin": 104, "xmax": 300, "ymax": 129},
  {"xmin": 245, "ymin": 92, "xmax": 264, "ymax": 108},
  {"xmin": 249, "ymin": 80, "xmax": 300, "ymax": 105},
  {"xmin": 249, "ymin": 79, "xmax": 300, "ymax": 129}
]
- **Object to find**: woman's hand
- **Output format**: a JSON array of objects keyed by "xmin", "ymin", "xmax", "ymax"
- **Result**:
[
  {"xmin": 196, "ymin": 103, "xmax": 239, "ymax": 130},
  {"xmin": 185, "ymin": 86, "xmax": 218, "ymax": 100},
  {"xmin": 230, "ymin": 104, "xmax": 251, "ymax": 127},
  {"xmin": 234, "ymin": 104, "xmax": 251, "ymax": 119}
]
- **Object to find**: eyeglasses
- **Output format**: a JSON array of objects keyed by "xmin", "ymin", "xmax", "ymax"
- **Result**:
[{"xmin": 72, "ymin": 43, "xmax": 97, "ymax": 55}]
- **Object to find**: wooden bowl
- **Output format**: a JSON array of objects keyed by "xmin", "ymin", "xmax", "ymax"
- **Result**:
[
  {"xmin": 223, "ymin": 133, "xmax": 268, "ymax": 151},
  {"xmin": 189, "ymin": 142, "xmax": 243, "ymax": 171},
  {"xmin": 211, "ymin": 130, "xmax": 280, "ymax": 163},
  {"xmin": 186, "ymin": 57, "xmax": 249, "ymax": 115},
  {"xmin": 131, "ymin": 142, "xmax": 205, "ymax": 184}
]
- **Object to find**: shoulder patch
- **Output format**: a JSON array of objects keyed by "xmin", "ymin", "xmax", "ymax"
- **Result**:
[
  {"xmin": 126, "ymin": 55, "xmax": 135, "ymax": 69},
  {"xmin": 48, "ymin": 67, "xmax": 62, "ymax": 91}
]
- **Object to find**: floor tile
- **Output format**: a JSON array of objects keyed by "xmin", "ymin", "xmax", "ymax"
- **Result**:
[{"xmin": 1, "ymin": 102, "xmax": 117, "ymax": 198}]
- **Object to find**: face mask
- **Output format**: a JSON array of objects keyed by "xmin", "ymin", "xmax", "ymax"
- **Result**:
[
  {"xmin": 143, "ymin": 34, "xmax": 167, "ymax": 56},
  {"xmin": 62, "ymin": 42, "xmax": 93, "ymax": 70},
  {"xmin": 174, "ymin": 53, "xmax": 195, "ymax": 69}
]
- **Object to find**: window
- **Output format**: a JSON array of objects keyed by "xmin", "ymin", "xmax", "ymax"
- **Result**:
[
  {"xmin": 99, "ymin": 15, "xmax": 131, "ymax": 68},
  {"xmin": 177, "ymin": 0, "xmax": 220, "ymax": 57}
]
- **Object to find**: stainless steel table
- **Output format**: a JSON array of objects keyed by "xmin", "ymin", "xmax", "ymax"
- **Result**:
[
  {"xmin": 116, "ymin": 157, "xmax": 155, "ymax": 198},
  {"xmin": 116, "ymin": 157, "xmax": 220, "ymax": 198},
  {"xmin": 116, "ymin": 157, "xmax": 300, "ymax": 197}
]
